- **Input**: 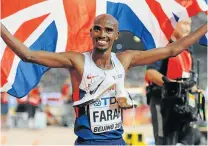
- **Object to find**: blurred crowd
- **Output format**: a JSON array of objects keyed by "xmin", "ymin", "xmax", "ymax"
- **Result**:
[{"xmin": 0, "ymin": 76, "xmax": 75, "ymax": 129}]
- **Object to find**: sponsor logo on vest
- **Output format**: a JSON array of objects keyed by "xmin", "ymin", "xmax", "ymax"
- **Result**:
[
  {"xmin": 93, "ymin": 97, "xmax": 117, "ymax": 107},
  {"xmin": 89, "ymin": 79, "xmax": 105, "ymax": 95}
]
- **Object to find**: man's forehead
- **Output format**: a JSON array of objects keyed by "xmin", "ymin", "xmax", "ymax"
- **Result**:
[
  {"xmin": 94, "ymin": 14, "xmax": 118, "ymax": 28},
  {"xmin": 93, "ymin": 21, "xmax": 115, "ymax": 28}
]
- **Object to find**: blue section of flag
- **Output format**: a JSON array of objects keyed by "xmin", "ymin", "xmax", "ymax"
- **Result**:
[
  {"xmin": 8, "ymin": 21, "xmax": 57, "ymax": 97},
  {"xmin": 199, "ymin": 34, "xmax": 207, "ymax": 46},
  {"xmin": 106, "ymin": 1, "xmax": 156, "ymax": 49},
  {"xmin": 172, "ymin": 13, "xmax": 179, "ymax": 22}
]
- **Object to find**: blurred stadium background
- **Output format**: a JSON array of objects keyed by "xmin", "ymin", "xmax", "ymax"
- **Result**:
[{"xmin": 1, "ymin": 13, "xmax": 207, "ymax": 145}]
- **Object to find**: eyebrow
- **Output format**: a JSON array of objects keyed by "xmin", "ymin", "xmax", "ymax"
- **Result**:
[
  {"xmin": 93, "ymin": 25, "xmax": 114, "ymax": 30},
  {"xmin": 93, "ymin": 25, "xmax": 100, "ymax": 29}
]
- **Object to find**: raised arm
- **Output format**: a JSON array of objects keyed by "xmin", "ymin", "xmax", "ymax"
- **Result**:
[
  {"xmin": 1, "ymin": 23, "xmax": 84, "ymax": 68},
  {"xmin": 127, "ymin": 24, "xmax": 207, "ymax": 68}
]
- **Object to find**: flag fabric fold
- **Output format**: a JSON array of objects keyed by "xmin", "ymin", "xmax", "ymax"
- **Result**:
[{"xmin": 1, "ymin": 0, "xmax": 207, "ymax": 97}]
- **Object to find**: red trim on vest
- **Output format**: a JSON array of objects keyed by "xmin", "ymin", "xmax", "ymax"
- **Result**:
[{"xmin": 72, "ymin": 88, "xmax": 80, "ymax": 117}]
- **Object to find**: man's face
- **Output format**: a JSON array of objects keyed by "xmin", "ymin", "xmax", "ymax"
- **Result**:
[
  {"xmin": 90, "ymin": 15, "xmax": 119, "ymax": 52},
  {"xmin": 172, "ymin": 19, "xmax": 192, "ymax": 39}
]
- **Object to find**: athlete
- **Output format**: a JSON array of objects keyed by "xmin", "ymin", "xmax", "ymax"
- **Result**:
[{"xmin": 1, "ymin": 14, "xmax": 207, "ymax": 145}]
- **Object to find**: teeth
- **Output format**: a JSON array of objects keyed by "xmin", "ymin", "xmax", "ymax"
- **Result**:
[
  {"xmin": 97, "ymin": 40, "xmax": 107, "ymax": 45},
  {"xmin": 98, "ymin": 40, "xmax": 106, "ymax": 43}
]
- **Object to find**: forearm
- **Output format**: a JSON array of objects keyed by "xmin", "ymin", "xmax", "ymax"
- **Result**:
[
  {"xmin": 169, "ymin": 24, "xmax": 207, "ymax": 56},
  {"xmin": 146, "ymin": 69, "xmax": 164, "ymax": 86},
  {"xmin": 146, "ymin": 69, "xmax": 176, "ymax": 86},
  {"xmin": 1, "ymin": 24, "xmax": 31, "ymax": 61}
]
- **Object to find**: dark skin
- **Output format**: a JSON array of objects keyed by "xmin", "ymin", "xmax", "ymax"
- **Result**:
[{"xmin": 1, "ymin": 14, "xmax": 207, "ymax": 93}]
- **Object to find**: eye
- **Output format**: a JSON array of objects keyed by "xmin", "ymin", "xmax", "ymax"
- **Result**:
[
  {"xmin": 93, "ymin": 26, "xmax": 100, "ymax": 32},
  {"xmin": 106, "ymin": 28, "xmax": 113, "ymax": 33}
]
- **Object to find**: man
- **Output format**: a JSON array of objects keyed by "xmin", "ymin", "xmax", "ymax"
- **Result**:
[
  {"xmin": 1, "ymin": 14, "xmax": 207, "ymax": 145},
  {"xmin": 145, "ymin": 19, "xmax": 206, "ymax": 145}
]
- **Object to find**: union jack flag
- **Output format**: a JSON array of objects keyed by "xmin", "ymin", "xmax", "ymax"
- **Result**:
[{"xmin": 1, "ymin": 0, "xmax": 207, "ymax": 97}]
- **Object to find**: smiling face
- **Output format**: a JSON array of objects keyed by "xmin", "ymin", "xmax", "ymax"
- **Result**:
[{"xmin": 90, "ymin": 14, "xmax": 119, "ymax": 52}]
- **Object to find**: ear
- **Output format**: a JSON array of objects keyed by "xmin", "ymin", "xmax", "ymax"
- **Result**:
[
  {"xmin": 90, "ymin": 28, "xmax": 92, "ymax": 37},
  {"xmin": 115, "ymin": 31, "xmax": 119, "ymax": 40}
]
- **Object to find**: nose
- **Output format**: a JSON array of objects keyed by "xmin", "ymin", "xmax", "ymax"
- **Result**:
[{"xmin": 99, "ymin": 30, "xmax": 107, "ymax": 38}]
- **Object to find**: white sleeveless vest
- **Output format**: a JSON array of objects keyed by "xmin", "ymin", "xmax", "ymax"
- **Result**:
[{"xmin": 79, "ymin": 52, "xmax": 125, "ymax": 133}]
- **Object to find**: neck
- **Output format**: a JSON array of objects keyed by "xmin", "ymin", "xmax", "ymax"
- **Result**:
[{"xmin": 92, "ymin": 49, "xmax": 113, "ymax": 69}]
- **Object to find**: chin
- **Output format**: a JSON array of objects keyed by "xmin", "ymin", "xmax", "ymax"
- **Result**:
[{"xmin": 95, "ymin": 47, "xmax": 108, "ymax": 53}]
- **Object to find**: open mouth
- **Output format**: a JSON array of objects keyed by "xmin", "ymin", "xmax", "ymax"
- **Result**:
[{"xmin": 96, "ymin": 39, "xmax": 108, "ymax": 46}]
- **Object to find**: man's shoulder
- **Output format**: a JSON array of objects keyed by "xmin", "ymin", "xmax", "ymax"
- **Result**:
[
  {"xmin": 116, "ymin": 50, "xmax": 143, "ymax": 60},
  {"xmin": 115, "ymin": 50, "xmax": 136, "ymax": 56},
  {"xmin": 64, "ymin": 51, "xmax": 85, "ymax": 58},
  {"xmin": 115, "ymin": 50, "xmax": 131, "ymax": 60},
  {"xmin": 115, "ymin": 50, "xmax": 140, "ymax": 70}
]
